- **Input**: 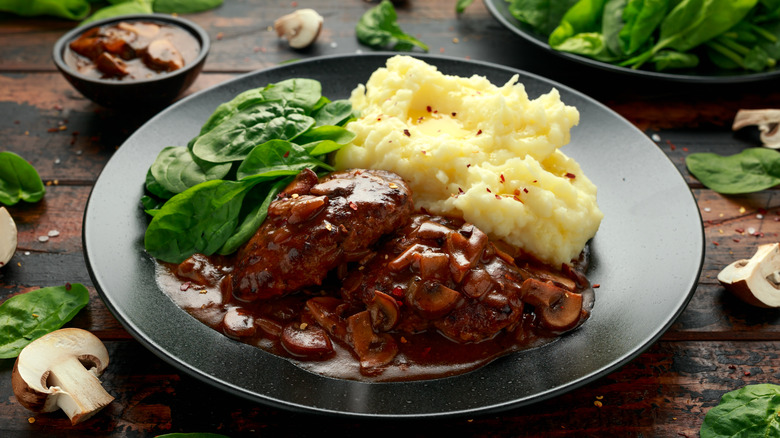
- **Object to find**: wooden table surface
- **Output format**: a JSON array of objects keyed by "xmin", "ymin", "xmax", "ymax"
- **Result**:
[{"xmin": 2, "ymin": 1, "xmax": 780, "ymax": 436}]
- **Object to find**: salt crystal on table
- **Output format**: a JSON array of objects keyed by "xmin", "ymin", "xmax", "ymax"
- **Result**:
[
  {"xmin": 48, "ymin": 230, "xmax": 60, "ymax": 237},
  {"xmin": 38, "ymin": 236, "xmax": 49, "ymax": 242}
]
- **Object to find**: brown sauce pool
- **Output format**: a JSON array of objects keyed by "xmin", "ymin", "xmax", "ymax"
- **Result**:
[
  {"xmin": 65, "ymin": 21, "xmax": 200, "ymax": 81},
  {"xmin": 155, "ymin": 232, "xmax": 595, "ymax": 382}
]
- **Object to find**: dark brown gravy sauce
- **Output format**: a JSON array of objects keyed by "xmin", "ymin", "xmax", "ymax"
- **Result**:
[
  {"xmin": 65, "ymin": 21, "xmax": 200, "ymax": 81},
  {"xmin": 155, "ymin": 238, "xmax": 594, "ymax": 382}
]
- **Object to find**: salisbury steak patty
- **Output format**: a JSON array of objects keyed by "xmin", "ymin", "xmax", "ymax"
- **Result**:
[{"xmin": 232, "ymin": 168, "xmax": 413, "ymax": 301}]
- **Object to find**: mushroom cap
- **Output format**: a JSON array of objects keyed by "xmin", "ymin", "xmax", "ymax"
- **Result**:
[
  {"xmin": 718, "ymin": 243, "xmax": 780, "ymax": 308},
  {"xmin": 274, "ymin": 9, "xmax": 323, "ymax": 49},
  {"xmin": 12, "ymin": 328, "xmax": 110, "ymax": 413},
  {"xmin": 0, "ymin": 206, "xmax": 17, "ymax": 268}
]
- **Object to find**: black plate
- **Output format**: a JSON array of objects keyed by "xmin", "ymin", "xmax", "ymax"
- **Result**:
[
  {"xmin": 83, "ymin": 53, "xmax": 704, "ymax": 418},
  {"xmin": 484, "ymin": 0, "xmax": 780, "ymax": 83}
]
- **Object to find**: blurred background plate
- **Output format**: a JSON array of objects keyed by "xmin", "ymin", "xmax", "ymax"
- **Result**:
[{"xmin": 484, "ymin": 0, "xmax": 780, "ymax": 84}]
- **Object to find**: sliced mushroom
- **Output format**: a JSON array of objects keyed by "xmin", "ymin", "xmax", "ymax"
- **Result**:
[
  {"xmin": 718, "ymin": 243, "xmax": 780, "ymax": 307},
  {"xmin": 11, "ymin": 328, "xmax": 114, "ymax": 425},
  {"xmin": 408, "ymin": 280, "xmax": 462, "ymax": 319},
  {"xmin": 280, "ymin": 322, "xmax": 334, "ymax": 358},
  {"xmin": 94, "ymin": 52, "xmax": 128, "ymax": 77},
  {"xmin": 367, "ymin": 290, "xmax": 400, "ymax": 331},
  {"xmin": 0, "ymin": 207, "xmax": 17, "ymax": 268},
  {"xmin": 520, "ymin": 278, "xmax": 583, "ymax": 331},
  {"xmin": 221, "ymin": 307, "xmax": 256, "ymax": 339},
  {"xmin": 347, "ymin": 311, "xmax": 398, "ymax": 370},
  {"xmin": 305, "ymin": 296, "xmax": 348, "ymax": 340},
  {"xmin": 733, "ymin": 109, "xmax": 780, "ymax": 149},
  {"xmin": 143, "ymin": 39, "xmax": 185, "ymax": 72},
  {"xmin": 274, "ymin": 9, "xmax": 323, "ymax": 49}
]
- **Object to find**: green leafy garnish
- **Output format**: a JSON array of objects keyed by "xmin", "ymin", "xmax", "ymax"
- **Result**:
[
  {"xmin": 700, "ymin": 384, "xmax": 780, "ymax": 437},
  {"xmin": 0, "ymin": 151, "xmax": 45, "ymax": 206},
  {"xmin": 143, "ymin": 79, "xmax": 355, "ymax": 264},
  {"xmin": 356, "ymin": 0, "xmax": 429, "ymax": 52},
  {"xmin": 456, "ymin": 0, "xmax": 476, "ymax": 13},
  {"xmin": 686, "ymin": 148, "xmax": 780, "ymax": 194},
  {"xmin": 0, "ymin": 284, "xmax": 90, "ymax": 359}
]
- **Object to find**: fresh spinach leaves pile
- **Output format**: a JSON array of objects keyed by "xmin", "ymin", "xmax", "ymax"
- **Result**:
[
  {"xmin": 142, "ymin": 79, "xmax": 355, "ymax": 264},
  {"xmin": 0, "ymin": 151, "xmax": 45, "ymax": 206},
  {"xmin": 506, "ymin": 0, "xmax": 780, "ymax": 72},
  {"xmin": 700, "ymin": 384, "xmax": 780, "ymax": 437}
]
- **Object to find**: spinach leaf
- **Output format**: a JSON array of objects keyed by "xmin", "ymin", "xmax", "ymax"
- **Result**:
[
  {"xmin": 356, "ymin": 0, "xmax": 429, "ymax": 52},
  {"xmin": 236, "ymin": 140, "xmax": 332, "ymax": 181},
  {"xmin": 686, "ymin": 148, "xmax": 780, "ymax": 194},
  {"xmin": 153, "ymin": 0, "xmax": 224, "ymax": 14},
  {"xmin": 150, "ymin": 146, "xmax": 231, "ymax": 194},
  {"xmin": 602, "ymin": 0, "xmax": 629, "ymax": 56},
  {"xmin": 0, "ymin": 151, "xmax": 45, "ymax": 206},
  {"xmin": 652, "ymin": 49, "xmax": 699, "ymax": 69},
  {"xmin": 81, "ymin": 0, "xmax": 153, "ymax": 25},
  {"xmin": 191, "ymin": 100, "xmax": 315, "ymax": 163},
  {"xmin": 549, "ymin": 0, "xmax": 623, "ymax": 61},
  {"xmin": 312, "ymin": 100, "xmax": 354, "ymax": 127},
  {"xmin": 145, "ymin": 168, "xmax": 176, "ymax": 200},
  {"xmin": 261, "ymin": 78, "xmax": 323, "ymax": 113},
  {"xmin": 218, "ymin": 177, "xmax": 290, "ymax": 255},
  {"xmin": 457, "ymin": 0, "xmax": 476, "ymax": 13},
  {"xmin": 0, "ymin": 284, "xmax": 90, "ymax": 359},
  {"xmin": 700, "ymin": 384, "xmax": 780, "ymax": 437},
  {"xmin": 619, "ymin": 0, "xmax": 670, "ymax": 55},
  {"xmin": 294, "ymin": 125, "xmax": 356, "ymax": 147},
  {"xmin": 507, "ymin": 0, "xmax": 581, "ymax": 35},
  {"xmin": 197, "ymin": 88, "xmax": 266, "ymax": 138},
  {"xmin": 144, "ymin": 178, "xmax": 262, "ymax": 263},
  {"xmin": 0, "ymin": 0, "xmax": 91, "ymax": 20}
]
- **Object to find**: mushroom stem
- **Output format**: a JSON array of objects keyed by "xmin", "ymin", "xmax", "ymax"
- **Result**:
[{"xmin": 46, "ymin": 356, "xmax": 114, "ymax": 424}]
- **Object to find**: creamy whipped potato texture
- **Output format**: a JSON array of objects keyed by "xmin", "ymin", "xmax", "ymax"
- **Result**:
[{"xmin": 334, "ymin": 55, "xmax": 603, "ymax": 266}]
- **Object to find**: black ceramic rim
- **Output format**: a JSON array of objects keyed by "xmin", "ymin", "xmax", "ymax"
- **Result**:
[
  {"xmin": 484, "ymin": 0, "xmax": 780, "ymax": 84},
  {"xmin": 51, "ymin": 13, "xmax": 210, "ymax": 86},
  {"xmin": 83, "ymin": 53, "xmax": 705, "ymax": 418}
]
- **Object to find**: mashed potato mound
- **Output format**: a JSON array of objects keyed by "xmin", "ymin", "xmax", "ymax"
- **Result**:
[{"xmin": 333, "ymin": 55, "xmax": 603, "ymax": 266}]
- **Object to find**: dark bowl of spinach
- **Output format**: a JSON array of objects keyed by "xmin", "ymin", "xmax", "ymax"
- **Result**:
[{"xmin": 52, "ymin": 14, "xmax": 210, "ymax": 109}]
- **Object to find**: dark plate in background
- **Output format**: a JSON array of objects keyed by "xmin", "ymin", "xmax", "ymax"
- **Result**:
[
  {"xmin": 485, "ymin": 0, "xmax": 780, "ymax": 84},
  {"xmin": 83, "ymin": 53, "xmax": 704, "ymax": 417}
]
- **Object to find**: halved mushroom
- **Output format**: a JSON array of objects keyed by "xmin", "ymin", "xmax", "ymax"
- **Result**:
[
  {"xmin": 280, "ymin": 322, "xmax": 334, "ymax": 358},
  {"xmin": 274, "ymin": 9, "xmax": 323, "ymax": 49},
  {"xmin": 367, "ymin": 290, "xmax": 400, "ymax": 331},
  {"xmin": 11, "ymin": 328, "xmax": 114, "ymax": 425},
  {"xmin": 143, "ymin": 39, "xmax": 185, "ymax": 72},
  {"xmin": 0, "ymin": 207, "xmax": 17, "ymax": 268},
  {"xmin": 520, "ymin": 278, "xmax": 583, "ymax": 331},
  {"xmin": 733, "ymin": 109, "xmax": 780, "ymax": 149},
  {"xmin": 221, "ymin": 307, "xmax": 256, "ymax": 339},
  {"xmin": 347, "ymin": 311, "xmax": 398, "ymax": 370},
  {"xmin": 718, "ymin": 243, "xmax": 780, "ymax": 307},
  {"xmin": 305, "ymin": 296, "xmax": 348, "ymax": 340}
]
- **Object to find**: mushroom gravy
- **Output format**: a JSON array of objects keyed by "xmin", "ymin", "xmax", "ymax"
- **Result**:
[
  {"xmin": 154, "ymin": 170, "xmax": 595, "ymax": 382},
  {"xmin": 65, "ymin": 21, "xmax": 200, "ymax": 80}
]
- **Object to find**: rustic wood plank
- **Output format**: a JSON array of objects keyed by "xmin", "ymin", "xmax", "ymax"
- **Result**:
[{"xmin": 0, "ymin": 340, "xmax": 767, "ymax": 437}]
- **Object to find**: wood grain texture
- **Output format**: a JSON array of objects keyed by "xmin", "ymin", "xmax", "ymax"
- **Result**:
[{"xmin": 2, "ymin": 0, "xmax": 780, "ymax": 436}]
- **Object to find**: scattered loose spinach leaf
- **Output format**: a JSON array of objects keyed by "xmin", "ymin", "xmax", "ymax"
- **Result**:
[
  {"xmin": 700, "ymin": 384, "xmax": 780, "ymax": 438},
  {"xmin": 686, "ymin": 147, "xmax": 780, "ymax": 194},
  {"xmin": 456, "ymin": 0, "xmax": 476, "ymax": 13},
  {"xmin": 0, "ymin": 151, "xmax": 46, "ymax": 206},
  {"xmin": 0, "ymin": 284, "xmax": 90, "ymax": 359},
  {"xmin": 356, "ymin": 0, "xmax": 429, "ymax": 52}
]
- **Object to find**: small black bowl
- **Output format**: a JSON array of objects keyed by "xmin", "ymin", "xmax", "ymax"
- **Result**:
[{"xmin": 52, "ymin": 14, "xmax": 210, "ymax": 109}]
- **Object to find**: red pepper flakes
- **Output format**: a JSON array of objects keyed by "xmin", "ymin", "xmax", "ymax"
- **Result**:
[
  {"xmin": 421, "ymin": 347, "xmax": 432, "ymax": 357},
  {"xmin": 426, "ymin": 105, "xmax": 432, "ymax": 112},
  {"xmin": 513, "ymin": 195, "xmax": 523, "ymax": 203},
  {"xmin": 452, "ymin": 112, "xmax": 457, "ymax": 117},
  {"xmin": 216, "ymin": 32, "xmax": 224, "ymax": 40},
  {"xmin": 466, "ymin": 163, "xmax": 471, "ymax": 168},
  {"xmin": 744, "ymin": 371, "xmax": 751, "ymax": 376},
  {"xmin": 736, "ymin": 228, "xmax": 745, "ymax": 234},
  {"xmin": 713, "ymin": 241, "xmax": 720, "ymax": 246},
  {"xmin": 593, "ymin": 284, "xmax": 600, "ymax": 288},
  {"xmin": 682, "ymin": 147, "xmax": 689, "ymax": 152},
  {"xmin": 733, "ymin": 239, "xmax": 740, "ymax": 243},
  {"xmin": 476, "ymin": 129, "xmax": 483, "ymax": 135},
  {"xmin": 666, "ymin": 140, "xmax": 676, "ymax": 151},
  {"xmin": 65, "ymin": 283, "xmax": 72, "ymax": 290},
  {"xmin": 180, "ymin": 282, "xmax": 191, "ymax": 291},
  {"xmin": 500, "ymin": 174, "xmax": 505, "ymax": 183},
  {"xmin": 391, "ymin": 286, "xmax": 404, "ymax": 297},
  {"xmin": 486, "ymin": 188, "xmax": 492, "ymax": 193},
  {"xmin": 349, "ymin": 201, "xmax": 358, "ymax": 211},
  {"xmin": 458, "ymin": 187, "xmax": 464, "ymax": 194},
  {"xmin": 403, "ymin": 129, "xmax": 411, "ymax": 137},
  {"xmin": 523, "ymin": 188, "xmax": 529, "ymax": 193},
  {"xmin": 283, "ymin": 150, "xmax": 290, "ymax": 158},
  {"xmin": 396, "ymin": 300, "xmax": 404, "ymax": 307},
  {"xmin": 495, "ymin": 194, "xmax": 501, "ymax": 200},
  {"xmin": 565, "ymin": 172, "xmax": 576, "ymax": 179}
]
